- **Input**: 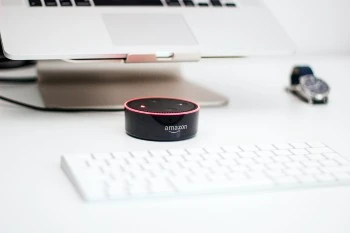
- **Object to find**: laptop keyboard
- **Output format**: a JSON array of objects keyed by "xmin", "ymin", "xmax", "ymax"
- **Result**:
[
  {"xmin": 29, "ymin": 0, "xmax": 236, "ymax": 7},
  {"xmin": 94, "ymin": 0, "xmax": 163, "ymax": 6}
]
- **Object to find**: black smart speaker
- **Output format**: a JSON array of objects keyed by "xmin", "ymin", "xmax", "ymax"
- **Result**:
[{"xmin": 124, "ymin": 97, "xmax": 200, "ymax": 141}]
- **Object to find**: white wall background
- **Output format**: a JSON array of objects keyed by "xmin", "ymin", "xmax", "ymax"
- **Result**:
[{"xmin": 263, "ymin": 0, "xmax": 350, "ymax": 55}]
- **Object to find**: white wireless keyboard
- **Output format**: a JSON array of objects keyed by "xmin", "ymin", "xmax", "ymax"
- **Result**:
[{"xmin": 61, "ymin": 142, "xmax": 350, "ymax": 201}]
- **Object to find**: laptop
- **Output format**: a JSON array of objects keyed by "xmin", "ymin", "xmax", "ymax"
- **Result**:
[{"xmin": 0, "ymin": 0, "xmax": 295, "ymax": 61}]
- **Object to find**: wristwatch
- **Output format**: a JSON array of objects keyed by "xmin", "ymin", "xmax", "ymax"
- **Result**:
[{"xmin": 287, "ymin": 66, "xmax": 330, "ymax": 104}]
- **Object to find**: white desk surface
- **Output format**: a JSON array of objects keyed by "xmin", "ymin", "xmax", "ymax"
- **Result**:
[{"xmin": 1, "ymin": 55, "xmax": 350, "ymax": 233}]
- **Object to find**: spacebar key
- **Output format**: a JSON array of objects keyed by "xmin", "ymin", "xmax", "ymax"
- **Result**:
[{"xmin": 93, "ymin": 0, "xmax": 163, "ymax": 6}]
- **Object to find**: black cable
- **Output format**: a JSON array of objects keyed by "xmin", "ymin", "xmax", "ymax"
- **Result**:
[
  {"xmin": 0, "ymin": 76, "xmax": 37, "ymax": 83},
  {"xmin": 0, "ymin": 60, "xmax": 32, "ymax": 69}
]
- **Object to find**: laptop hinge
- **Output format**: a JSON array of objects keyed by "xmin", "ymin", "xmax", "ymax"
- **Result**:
[
  {"xmin": 125, "ymin": 52, "xmax": 201, "ymax": 63},
  {"xmin": 66, "ymin": 51, "xmax": 201, "ymax": 64}
]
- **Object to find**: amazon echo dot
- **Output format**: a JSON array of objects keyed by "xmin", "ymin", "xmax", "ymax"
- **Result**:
[{"xmin": 124, "ymin": 97, "xmax": 200, "ymax": 141}]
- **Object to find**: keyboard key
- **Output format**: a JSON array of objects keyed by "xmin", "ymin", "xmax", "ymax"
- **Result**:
[
  {"xmin": 29, "ymin": 0, "xmax": 43, "ymax": 6},
  {"xmin": 112, "ymin": 152, "xmax": 131, "ymax": 162},
  {"xmin": 128, "ymin": 184, "xmax": 151, "ymax": 197},
  {"xmin": 290, "ymin": 149, "xmax": 309, "ymax": 155},
  {"xmin": 333, "ymin": 172, "xmax": 350, "ymax": 181},
  {"xmin": 292, "ymin": 155, "xmax": 310, "ymax": 162},
  {"xmin": 306, "ymin": 142, "xmax": 325, "ymax": 148},
  {"xmin": 284, "ymin": 168, "xmax": 303, "ymax": 176},
  {"xmin": 129, "ymin": 150, "xmax": 150, "ymax": 158},
  {"xmin": 322, "ymin": 165, "xmax": 350, "ymax": 174},
  {"xmin": 219, "ymin": 159, "xmax": 238, "ymax": 167},
  {"xmin": 296, "ymin": 175, "xmax": 317, "ymax": 184},
  {"xmin": 142, "ymin": 163, "xmax": 165, "ymax": 173},
  {"xmin": 256, "ymin": 144, "xmax": 275, "ymax": 150},
  {"xmin": 254, "ymin": 156, "xmax": 274, "ymax": 164},
  {"xmin": 75, "ymin": 0, "xmax": 91, "ymax": 6},
  {"xmin": 273, "ymin": 149, "xmax": 292, "ymax": 156},
  {"xmin": 229, "ymin": 165, "xmax": 249, "ymax": 172},
  {"xmin": 220, "ymin": 152, "xmax": 240, "ymax": 160},
  {"xmin": 166, "ymin": 0, "xmax": 180, "ymax": 6},
  {"xmin": 225, "ymin": 2, "xmax": 236, "ymax": 7},
  {"xmin": 184, "ymin": 155, "xmax": 203, "ymax": 162},
  {"xmin": 167, "ymin": 148, "xmax": 188, "ymax": 156},
  {"xmin": 183, "ymin": 0, "xmax": 194, "ymax": 6},
  {"xmin": 274, "ymin": 143, "xmax": 293, "ymax": 150},
  {"xmin": 210, "ymin": 0, "xmax": 221, "ymax": 6},
  {"xmin": 290, "ymin": 142, "xmax": 309, "ymax": 149},
  {"xmin": 240, "ymin": 144, "xmax": 259, "ymax": 152},
  {"xmin": 231, "ymin": 178, "xmax": 275, "ymax": 188},
  {"xmin": 256, "ymin": 151, "xmax": 275, "ymax": 157},
  {"xmin": 204, "ymin": 147, "xmax": 224, "ymax": 153},
  {"xmin": 265, "ymin": 170, "xmax": 285, "ymax": 178},
  {"xmin": 247, "ymin": 164, "xmax": 267, "ymax": 172},
  {"xmin": 274, "ymin": 176, "xmax": 299, "ymax": 185},
  {"xmin": 301, "ymin": 167, "xmax": 322, "ymax": 175},
  {"xmin": 333, "ymin": 157, "xmax": 350, "ymax": 165},
  {"xmin": 107, "ymin": 185, "xmax": 130, "ymax": 199},
  {"xmin": 149, "ymin": 178, "xmax": 175, "ymax": 193},
  {"xmin": 306, "ymin": 154, "xmax": 326, "ymax": 161},
  {"xmin": 84, "ymin": 185, "xmax": 108, "ymax": 200},
  {"xmin": 59, "ymin": 0, "xmax": 72, "ymax": 5},
  {"xmin": 307, "ymin": 147, "xmax": 333, "ymax": 154},
  {"xmin": 92, "ymin": 153, "xmax": 113, "ymax": 160},
  {"xmin": 320, "ymin": 160, "xmax": 340, "ymax": 167},
  {"xmin": 93, "ymin": 0, "xmax": 163, "ymax": 6},
  {"xmin": 186, "ymin": 147, "xmax": 206, "ymax": 155},
  {"xmin": 222, "ymin": 145, "xmax": 241, "ymax": 153},
  {"xmin": 273, "ymin": 156, "xmax": 291, "ymax": 163},
  {"xmin": 316, "ymin": 174, "xmax": 336, "ymax": 182},
  {"xmin": 238, "ymin": 152, "xmax": 257, "ymax": 158},
  {"xmin": 146, "ymin": 155, "xmax": 167, "ymax": 164},
  {"xmin": 266, "ymin": 163, "xmax": 286, "ymax": 171},
  {"xmin": 238, "ymin": 157, "xmax": 256, "ymax": 165},
  {"xmin": 284, "ymin": 161, "xmax": 304, "ymax": 169},
  {"xmin": 230, "ymin": 172, "xmax": 248, "ymax": 180},
  {"xmin": 323, "ymin": 153, "xmax": 350, "ymax": 164},
  {"xmin": 198, "ymin": 2, "xmax": 209, "ymax": 6},
  {"xmin": 301, "ymin": 160, "xmax": 321, "ymax": 168},
  {"xmin": 44, "ymin": 0, "xmax": 58, "ymax": 6},
  {"xmin": 149, "ymin": 149, "xmax": 169, "ymax": 157},
  {"xmin": 247, "ymin": 167, "xmax": 266, "ymax": 179}
]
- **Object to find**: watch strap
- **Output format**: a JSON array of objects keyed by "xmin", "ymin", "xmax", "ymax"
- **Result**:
[{"xmin": 291, "ymin": 66, "xmax": 314, "ymax": 85}]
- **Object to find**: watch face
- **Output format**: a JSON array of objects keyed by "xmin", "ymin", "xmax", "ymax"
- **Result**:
[{"xmin": 300, "ymin": 75, "xmax": 329, "ymax": 100}]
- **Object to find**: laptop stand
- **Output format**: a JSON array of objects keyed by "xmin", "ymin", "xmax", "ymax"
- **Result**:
[{"xmin": 0, "ymin": 60, "xmax": 228, "ymax": 110}]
